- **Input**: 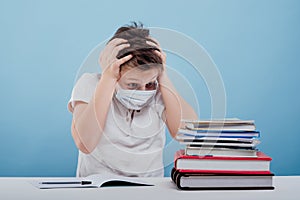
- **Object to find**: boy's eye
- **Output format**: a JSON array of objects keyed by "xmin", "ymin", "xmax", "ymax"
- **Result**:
[
  {"xmin": 127, "ymin": 83, "xmax": 139, "ymax": 89},
  {"xmin": 145, "ymin": 81, "xmax": 157, "ymax": 90}
]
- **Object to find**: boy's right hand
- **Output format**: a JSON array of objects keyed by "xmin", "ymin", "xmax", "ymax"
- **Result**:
[{"xmin": 98, "ymin": 38, "xmax": 132, "ymax": 80}]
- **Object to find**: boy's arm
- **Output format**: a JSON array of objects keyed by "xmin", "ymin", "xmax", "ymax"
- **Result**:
[
  {"xmin": 159, "ymin": 73, "xmax": 198, "ymax": 138},
  {"xmin": 71, "ymin": 74, "xmax": 118, "ymax": 154},
  {"xmin": 147, "ymin": 39, "xmax": 198, "ymax": 138},
  {"xmin": 71, "ymin": 39, "xmax": 132, "ymax": 154}
]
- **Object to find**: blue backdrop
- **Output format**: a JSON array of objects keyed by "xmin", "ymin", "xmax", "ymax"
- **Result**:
[{"xmin": 0, "ymin": 0, "xmax": 299, "ymax": 177}]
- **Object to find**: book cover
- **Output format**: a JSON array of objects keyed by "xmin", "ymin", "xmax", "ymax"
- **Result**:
[
  {"xmin": 175, "ymin": 149, "xmax": 271, "ymax": 161},
  {"xmin": 171, "ymin": 167, "xmax": 275, "ymax": 190},
  {"xmin": 177, "ymin": 129, "xmax": 260, "ymax": 138},
  {"xmin": 174, "ymin": 149, "xmax": 272, "ymax": 173}
]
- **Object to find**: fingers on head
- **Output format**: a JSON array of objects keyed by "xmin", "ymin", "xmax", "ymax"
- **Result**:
[
  {"xmin": 146, "ymin": 39, "xmax": 163, "ymax": 55},
  {"xmin": 116, "ymin": 54, "xmax": 132, "ymax": 66},
  {"xmin": 147, "ymin": 37, "xmax": 160, "ymax": 46},
  {"xmin": 115, "ymin": 43, "xmax": 130, "ymax": 52},
  {"xmin": 146, "ymin": 40, "xmax": 159, "ymax": 48},
  {"xmin": 111, "ymin": 43, "xmax": 130, "ymax": 58},
  {"xmin": 154, "ymin": 49, "xmax": 165, "ymax": 57}
]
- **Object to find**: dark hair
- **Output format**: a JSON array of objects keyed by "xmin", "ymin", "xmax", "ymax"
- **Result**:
[{"xmin": 109, "ymin": 22, "xmax": 163, "ymax": 72}]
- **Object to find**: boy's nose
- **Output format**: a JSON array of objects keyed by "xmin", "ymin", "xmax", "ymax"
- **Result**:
[{"xmin": 139, "ymin": 86, "xmax": 146, "ymax": 91}]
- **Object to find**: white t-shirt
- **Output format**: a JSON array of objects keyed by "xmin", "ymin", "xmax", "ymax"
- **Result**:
[{"xmin": 68, "ymin": 73, "xmax": 166, "ymax": 177}]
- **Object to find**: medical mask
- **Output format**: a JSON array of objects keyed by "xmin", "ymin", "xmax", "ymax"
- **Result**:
[{"xmin": 115, "ymin": 87, "xmax": 157, "ymax": 110}]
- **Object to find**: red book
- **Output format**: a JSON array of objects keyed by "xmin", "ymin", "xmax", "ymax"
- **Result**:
[{"xmin": 174, "ymin": 149, "xmax": 272, "ymax": 174}]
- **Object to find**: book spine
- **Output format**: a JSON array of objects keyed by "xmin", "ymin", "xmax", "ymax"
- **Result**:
[
  {"xmin": 175, "ymin": 168, "xmax": 272, "ymax": 175},
  {"xmin": 175, "ymin": 151, "xmax": 272, "ymax": 161}
]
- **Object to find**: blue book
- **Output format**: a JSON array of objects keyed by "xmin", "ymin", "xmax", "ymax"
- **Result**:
[{"xmin": 177, "ymin": 129, "xmax": 260, "ymax": 138}]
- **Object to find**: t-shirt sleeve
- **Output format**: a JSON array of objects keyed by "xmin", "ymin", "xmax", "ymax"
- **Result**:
[{"xmin": 68, "ymin": 73, "xmax": 100, "ymax": 113}]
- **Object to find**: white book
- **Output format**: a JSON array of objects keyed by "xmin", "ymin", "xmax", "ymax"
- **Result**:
[
  {"xmin": 176, "ymin": 158, "xmax": 270, "ymax": 171},
  {"xmin": 182, "ymin": 118, "xmax": 255, "ymax": 125},
  {"xmin": 179, "ymin": 140, "xmax": 260, "ymax": 148},
  {"xmin": 183, "ymin": 118, "xmax": 256, "ymax": 131},
  {"xmin": 185, "ymin": 124, "xmax": 256, "ymax": 131},
  {"xmin": 185, "ymin": 146, "xmax": 258, "ymax": 157}
]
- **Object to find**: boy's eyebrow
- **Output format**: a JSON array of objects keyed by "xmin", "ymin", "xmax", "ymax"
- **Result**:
[
  {"xmin": 146, "ymin": 75, "xmax": 158, "ymax": 82},
  {"xmin": 126, "ymin": 78, "xmax": 140, "ymax": 81},
  {"xmin": 127, "ymin": 75, "xmax": 157, "ymax": 82}
]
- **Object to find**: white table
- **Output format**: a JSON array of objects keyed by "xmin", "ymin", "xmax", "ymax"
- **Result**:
[{"xmin": 0, "ymin": 176, "xmax": 299, "ymax": 200}]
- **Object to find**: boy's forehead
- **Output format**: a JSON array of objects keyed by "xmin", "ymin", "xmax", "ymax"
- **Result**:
[{"xmin": 121, "ymin": 68, "xmax": 159, "ymax": 81}]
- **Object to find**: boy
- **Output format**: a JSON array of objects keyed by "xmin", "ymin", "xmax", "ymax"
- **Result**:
[{"xmin": 68, "ymin": 23, "xmax": 197, "ymax": 177}]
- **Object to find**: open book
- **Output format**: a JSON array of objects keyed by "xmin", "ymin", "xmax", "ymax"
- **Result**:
[{"xmin": 30, "ymin": 173, "xmax": 154, "ymax": 189}]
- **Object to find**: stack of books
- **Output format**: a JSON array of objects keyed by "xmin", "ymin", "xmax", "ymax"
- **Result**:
[{"xmin": 171, "ymin": 118, "xmax": 274, "ymax": 190}]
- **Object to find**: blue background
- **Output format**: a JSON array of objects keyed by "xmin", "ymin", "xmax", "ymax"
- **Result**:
[{"xmin": 0, "ymin": 0, "xmax": 299, "ymax": 177}]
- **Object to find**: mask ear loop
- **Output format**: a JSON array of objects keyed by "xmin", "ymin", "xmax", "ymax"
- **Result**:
[
  {"xmin": 153, "ymin": 80, "xmax": 159, "ymax": 92},
  {"xmin": 154, "ymin": 80, "xmax": 158, "ymax": 89},
  {"xmin": 114, "ymin": 83, "xmax": 120, "ymax": 95}
]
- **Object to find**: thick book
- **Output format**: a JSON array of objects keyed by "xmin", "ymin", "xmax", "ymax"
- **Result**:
[
  {"xmin": 171, "ymin": 168, "xmax": 274, "ymax": 190},
  {"xmin": 174, "ymin": 150, "xmax": 272, "ymax": 173},
  {"xmin": 185, "ymin": 146, "xmax": 258, "ymax": 157},
  {"xmin": 30, "ymin": 173, "xmax": 154, "ymax": 189}
]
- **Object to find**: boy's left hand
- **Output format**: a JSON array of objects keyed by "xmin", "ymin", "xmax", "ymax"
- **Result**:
[{"xmin": 146, "ymin": 38, "xmax": 167, "ymax": 82}]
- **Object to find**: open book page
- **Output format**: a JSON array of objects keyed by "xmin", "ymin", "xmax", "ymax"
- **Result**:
[
  {"xmin": 86, "ymin": 173, "xmax": 154, "ymax": 187},
  {"xmin": 30, "ymin": 173, "xmax": 154, "ymax": 189}
]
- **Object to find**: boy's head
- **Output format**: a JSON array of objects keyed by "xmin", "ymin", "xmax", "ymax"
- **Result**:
[
  {"xmin": 109, "ymin": 22, "xmax": 163, "ymax": 73},
  {"xmin": 109, "ymin": 22, "xmax": 163, "ymax": 91}
]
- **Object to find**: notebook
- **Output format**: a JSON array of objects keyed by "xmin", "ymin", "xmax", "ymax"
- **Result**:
[{"xmin": 30, "ymin": 173, "xmax": 154, "ymax": 189}]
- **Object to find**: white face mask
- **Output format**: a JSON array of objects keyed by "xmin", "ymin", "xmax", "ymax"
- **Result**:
[{"xmin": 115, "ymin": 87, "xmax": 157, "ymax": 110}]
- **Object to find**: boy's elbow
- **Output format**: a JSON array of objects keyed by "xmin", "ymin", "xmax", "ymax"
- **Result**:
[
  {"xmin": 169, "ymin": 130, "xmax": 177, "ymax": 139},
  {"xmin": 163, "ymin": 110, "xmax": 180, "ymax": 138},
  {"xmin": 76, "ymin": 140, "xmax": 92, "ymax": 154},
  {"xmin": 71, "ymin": 123, "xmax": 94, "ymax": 154},
  {"xmin": 166, "ymin": 122, "xmax": 180, "ymax": 139}
]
